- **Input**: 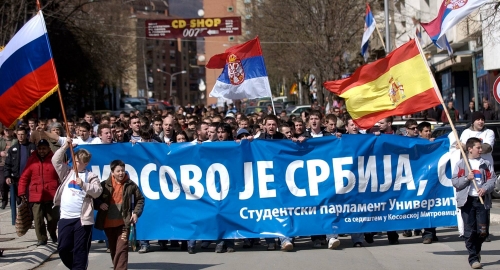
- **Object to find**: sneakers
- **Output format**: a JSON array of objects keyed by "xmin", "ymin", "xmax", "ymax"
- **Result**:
[
  {"xmin": 484, "ymin": 236, "xmax": 491, "ymax": 242},
  {"xmin": 328, "ymin": 238, "xmax": 340, "ymax": 249},
  {"xmin": 353, "ymin": 242, "xmax": 363, "ymax": 247},
  {"xmin": 187, "ymin": 246, "xmax": 195, "ymax": 254},
  {"xmin": 471, "ymin": 261, "xmax": 482, "ymax": 269},
  {"xmin": 36, "ymin": 240, "xmax": 47, "ymax": 246},
  {"xmin": 423, "ymin": 238, "xmax": 432, "ymax": 244},
  {"xmin": 226, "ymin": 247, "xmax": 235, "ymax": 253},
  {"xmin": 267, "ymin": 243, "xmax": 276, "ymax": 251},
  {"xmin": 281, "ymin": 241, "xmax": 293, "ymax": 251},
  {"xmin": 106, "ymin": 248, "xmax": 110, "ymax": 253},
  {"xmin": 313, "ymin": 239, "xmax": 322, "ymax": 248},
  {"xmin": 414, "ymin": 230, "xmax": 422, "ymax": 236},
  {"xmin": 402, "ymin": 230, "xmax": 412, "ymax": 237},
  {"xmin": 138, "ymin": 245, "xmax": 150, "ymax": 253},
  {"xmin": 215, "ymin": 242, "xmax": 225, "ymax": 253}
]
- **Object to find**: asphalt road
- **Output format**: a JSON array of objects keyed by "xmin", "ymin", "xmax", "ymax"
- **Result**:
[{"xmin": 36, "ymin": 224, "xmax": 500, "ymax": 270}]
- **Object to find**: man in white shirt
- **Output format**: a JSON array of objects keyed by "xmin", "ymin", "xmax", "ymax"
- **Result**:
[{"xmin": 458, "ymin": 112, "xmax": 495, "ymax": 167}]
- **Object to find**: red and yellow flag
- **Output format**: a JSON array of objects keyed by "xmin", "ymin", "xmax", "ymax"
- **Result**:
[{"xmin": 323, "ymin": 39, "xmax": 440, "ymax": 129}]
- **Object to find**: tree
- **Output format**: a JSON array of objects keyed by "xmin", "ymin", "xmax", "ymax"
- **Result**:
[{"xmin": 245, "ymin": 0, "xmax": 366, "ymax": 105}]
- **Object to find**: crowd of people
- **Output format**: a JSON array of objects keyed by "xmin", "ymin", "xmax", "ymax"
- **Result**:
[{"xmin": 0, "ymin": 102, "xmax": 497, "ymax": 270}]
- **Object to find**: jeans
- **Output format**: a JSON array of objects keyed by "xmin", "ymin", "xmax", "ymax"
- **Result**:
[
  {"xmin": 461, "ymin": 196, "xmax": 488, "ymax": 265},
  {"xmin": 350, "ymin": 233, "xmax": 364, "ymax": 244}
]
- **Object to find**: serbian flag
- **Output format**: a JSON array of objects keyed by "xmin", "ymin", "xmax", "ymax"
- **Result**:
[
  {"xmin": 361, "ymin": 3, "xmax": 376, "ymax": 60},
  {"xmin": 323, "ymin": 39, "xmax": 441, "ymax": 129},
  {"xmin": 421, "ymin": 0, "xmax": 487, "ymax": 51},
  {"xmin": 207, "ymin": 37, "xmax": 271, "ymax": 100},
  {"xmin": 0, "ymin": 11, "xmax": 58, "ymax": 127}
]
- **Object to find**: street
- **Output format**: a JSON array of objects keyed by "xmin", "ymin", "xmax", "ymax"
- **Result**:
[{"xmin": 36, "ymin": 225, "xmax": 500, "ymax": 270}]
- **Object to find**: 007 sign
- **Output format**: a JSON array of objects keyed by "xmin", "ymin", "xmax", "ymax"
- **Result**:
[{"xmin": 146, "ymin": 17, "xmax": 242, "ymax": 39}]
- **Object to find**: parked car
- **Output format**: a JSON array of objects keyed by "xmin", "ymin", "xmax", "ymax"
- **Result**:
[
  {"xmin": 286, "ymin": 105, "xmax": 311, "ymax": 117},
  {"xmin": 432, "ymin": 122, "xmax": 500, "ymax": 198},
  {"xmin": 244, "ymin": 106, "xmax": 267, "ymax": 115}
]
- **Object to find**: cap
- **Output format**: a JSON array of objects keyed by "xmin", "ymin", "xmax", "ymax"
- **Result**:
[
  {"xmin": 226, "ymin": 112, "xmax": 235, "ymax": 118},
  {"xmin": 471, "ymin": 111, "xmax": 485, "ymax": 123},
  {"xmin": 37, "ymin": 139, "xmax": 50, "ymax": 147},
  {"xmin": 236, "ymin": 128, "xmax": 250, "ymax": 139}
]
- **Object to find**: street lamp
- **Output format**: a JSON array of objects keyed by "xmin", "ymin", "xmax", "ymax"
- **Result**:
[{"xmin": 156, "ymin": 69, "xmax": 187, "ymax": 105}]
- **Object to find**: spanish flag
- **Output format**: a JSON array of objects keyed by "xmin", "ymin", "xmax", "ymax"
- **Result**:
[{"xmin": 324, "ymin": 39, "xmax": 440, "ymax": 129}]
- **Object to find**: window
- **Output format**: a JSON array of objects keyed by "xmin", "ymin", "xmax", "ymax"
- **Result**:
[
  {"xmin": 170, "ymin": 50, "xmax": 175, "ymax": 59},
  {"xmin": 170, "ymin": 41, "xmax": 175, "ymax": 47}
]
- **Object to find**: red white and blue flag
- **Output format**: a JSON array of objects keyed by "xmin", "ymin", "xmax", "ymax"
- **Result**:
[
  {"xmin": 0, "ymin": 11, "xmax": 58, "ymax": 127},
  {"xmin": 361, "ymin": 3, "xmax": 376, "ymax": 60},
  {"xmin": 421, "ymin": 0, "xmax": 487, "ymax": 51},
  {"xmin": 207, "ymin": 37, "xmax": 271, "ymax": 100}
]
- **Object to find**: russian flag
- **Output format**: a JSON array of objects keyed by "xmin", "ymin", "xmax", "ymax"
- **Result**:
[
  {"xmin": 207, "ymin": 37, "xmax": 271, "ymax": 100},
  {"xmin": 361, "ymin": 3, "xmax": 376, "ymax": 60},
  {"xmin": 421, "ymin": 0, "xmax": 487, "ymax": 50},
  {"xmin": 0, "ymin": 11, "xmax": 58, "ymax": 127}
]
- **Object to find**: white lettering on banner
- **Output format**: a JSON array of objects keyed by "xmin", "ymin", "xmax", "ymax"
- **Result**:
[
  {"xmin": 285, "ymin": 160, "xmax": 306, "ymax": 197},
  {"xmin": 389, "ymin": 198, "xmax": 455, "ymax": 211},
  {"xmin": 141, "ymin": 163, "xmax": 159, "ymax": 200},
  {"xmin": 239, "ymin": 162, "xmax": 254, "ymax": 200},
  {"xmin": 358, "ymin": 156, "xmax": 378, "ymax": 192},
  {"xmin": 257, "ymin": 161, "xmax": 276, "ymax": 198},
  {"xmin": 307, "ymin": 159, "xmax": 330, "ymax": 196},
  {"xmin": 380, "ymin": 155, "xmax": 393, "ymax": 192},
  {"xmin": 89, "ymin": 150, "xmax": 454, "ymax": 200},
  {"xmin": 318, "ymin": 202, "xmax": 386, "ymax": 216},
  {"xmin": 420, "ymin": 211, "xmax": 457, "ymax": 218},
  {"xmin": 159, "ymin": 166, "xmax": 181, "ymax": 200},
  {"xmin": 180, "ymin": 165, "xmax": 204, "ymax": 200},
  {"xmin": 240, "ymin": 206, "xmax": 318, "ymax": 221},
  {"xmin": 438, "ymin": 152, "xmax": 453, "ymax": 187},
  {"xmin": 333, "ymin": 157, "xmax": 356, "ymax": 194},
  {"xmin": 393, "ymin": 155, "xmax": 416, "ymax": 191},
  {"xmin": 206, "ymin": 163, "xmax": 230, "ymax": 201}
]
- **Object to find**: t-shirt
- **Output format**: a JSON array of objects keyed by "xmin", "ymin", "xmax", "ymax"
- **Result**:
[
  {"xmin": 468, "ymin": 158, "xmax": 483, "ymax": 197},
  {"xmin": 460, "ymin": 128, "xmax": 495, "ymax": 166},
  {"xmin": 60, "ymin": 171, "xmax": 89, "ymax": 219},
  {"xmin": 58, "ymin": 136, "xmax": 101, "ymax": 146},
  {"xmin": 310, "ymin": 130, "xmax": 324, "ymax": 138}
]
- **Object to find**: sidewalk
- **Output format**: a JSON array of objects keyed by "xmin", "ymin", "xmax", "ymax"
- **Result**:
[
  {"xmin": 0, "ymin": 202, "xmax": 499, "ymax": 270},
  {"xmin": 0, "ymin": 207, "xmax": 56, "ymax": 270}
]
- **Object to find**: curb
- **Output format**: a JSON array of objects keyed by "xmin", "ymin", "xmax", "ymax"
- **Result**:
[{"xmin": 0, "ymin": 243, "xmax": 57, "ymax": 270}]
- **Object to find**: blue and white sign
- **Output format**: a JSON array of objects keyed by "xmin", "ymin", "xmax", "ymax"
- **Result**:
[{"xmin": 81, "ymin": 135, "xmax": 457, "ymax": 240}]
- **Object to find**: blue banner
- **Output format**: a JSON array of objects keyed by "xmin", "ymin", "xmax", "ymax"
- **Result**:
[{"xmin": 80, "ymin": 134, "xmax": 458, "ymax": 240}]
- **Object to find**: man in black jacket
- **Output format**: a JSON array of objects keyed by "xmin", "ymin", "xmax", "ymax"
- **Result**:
[{"xmin": 3, "ymin": 127, "xmax": 36, "ymax": 208}]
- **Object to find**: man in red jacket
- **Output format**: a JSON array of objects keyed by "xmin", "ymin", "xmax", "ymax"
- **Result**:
[{"xmin": 18, "ymin": 139, "xmax": 60, "ymax": 246}]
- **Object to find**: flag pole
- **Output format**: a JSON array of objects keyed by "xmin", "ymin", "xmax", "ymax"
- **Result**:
[
  {"xmin": 38, "ymin": 1, "xmax": 79, "ymax": 175},
  {"xmin": 375, "ymin": 25, "xmax": 386, "ymax": 50},
  {"xmin": 415, "ymin": 38, "xmax": 484, "ymax": 204}
]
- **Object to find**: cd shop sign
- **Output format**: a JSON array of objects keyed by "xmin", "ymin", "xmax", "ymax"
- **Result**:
[{"xmin": 146, "ymin": 17, "xmax": 242, "ymax": 38}]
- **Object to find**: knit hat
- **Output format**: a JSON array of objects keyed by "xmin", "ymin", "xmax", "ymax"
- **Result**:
[{"xmin": 471, "ymin": 111, "xmax": 485, "ymax": 123}]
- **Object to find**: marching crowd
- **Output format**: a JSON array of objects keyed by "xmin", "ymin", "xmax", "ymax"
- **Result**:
[{"xmin": 0, "ymin": 103, "xmax": 498, "ymax": 270}]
